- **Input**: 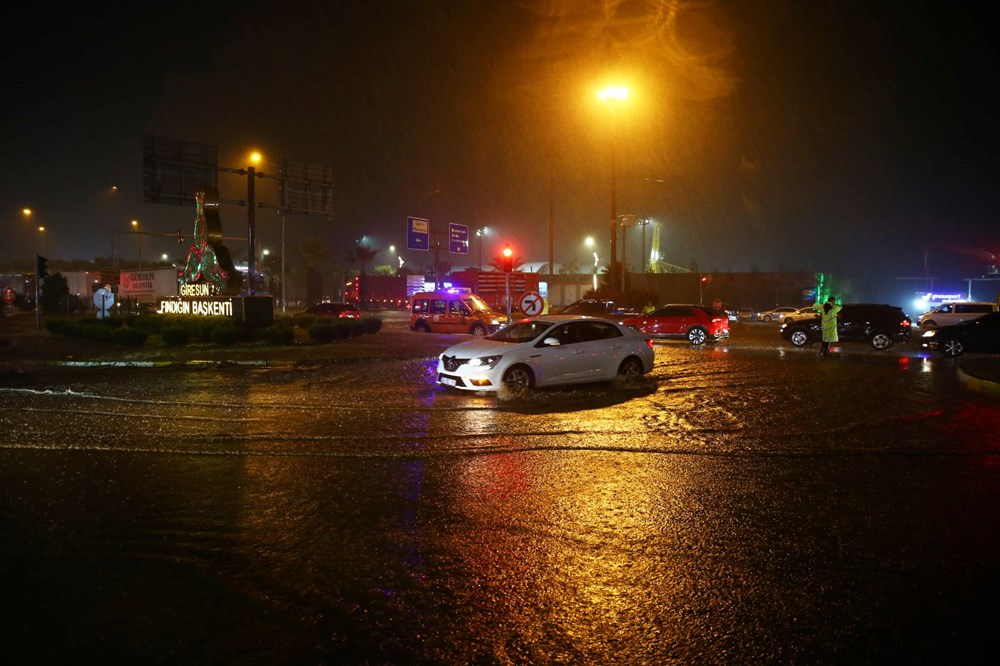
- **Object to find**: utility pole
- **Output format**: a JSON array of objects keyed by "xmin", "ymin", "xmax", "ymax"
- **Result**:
[{"xmin": 246, "ymin": 165, "xmax": 256, "ymax": 295}]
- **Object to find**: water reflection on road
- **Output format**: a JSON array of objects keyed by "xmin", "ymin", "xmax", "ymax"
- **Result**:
[{"xmin": 1, "ymin": 339, "xmax": 998, "ymax": 663}]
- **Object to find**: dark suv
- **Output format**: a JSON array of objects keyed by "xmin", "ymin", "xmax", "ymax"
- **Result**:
[{"xmin": 780, "ymin": 303, "xmax": 912, "ymax": 350}]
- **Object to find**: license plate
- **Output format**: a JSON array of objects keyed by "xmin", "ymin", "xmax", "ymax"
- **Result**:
[{"xmin": 440, "ymin": 376, "xmax": 457, "ymax": 387}]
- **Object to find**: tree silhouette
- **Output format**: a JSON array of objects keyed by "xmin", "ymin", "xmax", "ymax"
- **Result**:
[
  {"xmin": 487, "ymin": 252, "xmax": 524, "ymax": 272},
  {"xmin": 347, "ymin": 244, "xmax": 378, "ymax": 275}
]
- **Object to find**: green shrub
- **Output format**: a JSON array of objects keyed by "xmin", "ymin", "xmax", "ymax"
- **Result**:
[
  {"xmin": 210, "ymin": 324, "xmax": 243, "ymax": 345},
  {"xmin": 111, "ymin": 327, "xmax": 148, "ymax": 347},
  {"xmin": 161, "ymin": 326, "xmax": 191, "ymax": 346},
  {"xmin": 45, "ymin": 319, "xmax": 71, "ymax": 335},
  {"xmin": 307, "ymin": 322, "xmax": 337, "ymax": 343},
  {"xmin": 88, "ymin": 325, "xmax": 114, "ymax": 343},
  {"xmin": 259, "ymin": 324, "xmax": 295, "ymax": 345}
]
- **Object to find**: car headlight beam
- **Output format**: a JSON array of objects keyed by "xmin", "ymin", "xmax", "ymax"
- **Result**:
[{"xmin": 468, "ymin": 355, "xmax": 502, "ymax": 369}]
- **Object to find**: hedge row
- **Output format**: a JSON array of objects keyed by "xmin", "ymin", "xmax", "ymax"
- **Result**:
[{"xmin": 44, "ymin": 314, "xmax": 383, "ymax": 348}]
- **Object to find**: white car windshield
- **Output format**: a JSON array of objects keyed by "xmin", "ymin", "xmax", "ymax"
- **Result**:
[{"xmin": 487, "ymin": 320, "xmax": 553, "ymax": 343}]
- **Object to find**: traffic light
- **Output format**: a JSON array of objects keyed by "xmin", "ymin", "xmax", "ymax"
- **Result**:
[
  {"xmin": 35, "ymin": 255, "xmax": 48, "ymax": 279},
  {"xmin": 501, "ymin": 244, "xmax": 514, "ymax": 273},
  {"xmin": 177, "ymin": 229, "xmax": 185, "ymax": 244},
  {"xmin": 700, "ymin": 274, "xmax": 710, "ymax": 285}
]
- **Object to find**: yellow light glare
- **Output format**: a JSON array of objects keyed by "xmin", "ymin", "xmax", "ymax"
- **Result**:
[
  {"xmin": 22, "ymin": 208, "xmax": 32, "ymax": 216},
  {"xmin": 250, "ymin": 151, "xmax": 262, "ymax": 164}
]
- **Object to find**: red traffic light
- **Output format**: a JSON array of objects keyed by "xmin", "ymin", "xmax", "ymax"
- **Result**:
[
  {"xmin": 501, "ymin": 244, "xmax": 514, "ymax": 273},
  {"xmin": 700, "ymin": 275, "xmax": 709, "ymax": 284}
]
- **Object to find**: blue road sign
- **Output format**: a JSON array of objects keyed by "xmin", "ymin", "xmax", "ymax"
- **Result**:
[
  {"xmin": 407, "ymin": 216, "xmax": 430, "ymax": 251},
  {"xmin": 449, "ymin": 223, "xmax": 469, "ymax": 254}
]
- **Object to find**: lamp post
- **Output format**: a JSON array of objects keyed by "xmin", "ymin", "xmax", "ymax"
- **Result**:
[
  {"xmin": 599, "ymin": 85, "xmax": 627, "ymax": 291},
  {"xmin": 252, "ymin": 151, "xmax": 288, "ymax": 310},
  {"xmin": 475, "ymin": 227, "xmax": 488, "ymax": 270},
  {"xmin": 637, "ymin": 217, "xmax": 651, "ymax": 273},
  {"xmin": 130, "ymin": 219, "xmax": 141, "ymax": 267}
]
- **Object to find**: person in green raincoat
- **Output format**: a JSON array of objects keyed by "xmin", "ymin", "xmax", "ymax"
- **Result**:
[{"xmin": 814, "ymin": 296, "xmax": 842, "ymax": 357}]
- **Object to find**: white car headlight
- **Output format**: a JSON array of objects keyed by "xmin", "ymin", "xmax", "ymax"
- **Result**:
[
  {"xmin": 468, "ymin": 355, "xmax": 502, "ymax": 369},
  {"xmin": 921, "ymin": 330, "xmax": 937, "ymax": 338}
]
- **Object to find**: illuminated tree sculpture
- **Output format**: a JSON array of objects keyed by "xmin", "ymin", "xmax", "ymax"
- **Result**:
[{"xmin": 182, "ymin": 187, "xmax": 239, "ymax": 294}]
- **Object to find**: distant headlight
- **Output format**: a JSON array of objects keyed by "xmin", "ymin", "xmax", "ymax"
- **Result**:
[
  {"xmin": 921, "ymin": 330, "xmax": 937, "ymax": 338},
  {"xmin": 468, "ymin": 355, "xmax": 502, "ymax": 369}
]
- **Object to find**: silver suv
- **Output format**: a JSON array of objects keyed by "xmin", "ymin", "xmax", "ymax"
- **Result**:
[{"xmin": 918, "ymin": 302, "xmax": 997, "ymax": 329}]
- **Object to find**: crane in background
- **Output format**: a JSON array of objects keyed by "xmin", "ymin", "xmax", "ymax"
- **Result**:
[{"xmin": 647, "ymin": 222, "xmax": 691, "ymax": 273}]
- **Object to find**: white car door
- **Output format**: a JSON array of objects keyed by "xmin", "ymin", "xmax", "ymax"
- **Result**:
[{"xmin": 530, "ymin": 322, "xmax": 592, "ymax": 386}]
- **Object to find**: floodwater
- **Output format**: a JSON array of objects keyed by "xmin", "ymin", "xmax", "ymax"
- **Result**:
[{"xmin": 1, "ymin": 335, "xmax": 999, "ymax": 664}]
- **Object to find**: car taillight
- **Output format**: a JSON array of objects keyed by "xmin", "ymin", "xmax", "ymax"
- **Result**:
[
  {"xmin": 901, "ymin": 319, "xmax": 911, "ymax": 328},
  {"xmin": 645, "ymin": 338, "xmax": 654, "ymax": 349}
]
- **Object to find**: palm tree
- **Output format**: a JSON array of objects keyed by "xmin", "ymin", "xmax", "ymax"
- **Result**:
[
  {"xmin": 348, "ymin": 244, "xmax": 378, "ymax": 275},
  {"xmin": 488, "ymin": 252, "xmax": 524, "ymax": 272}
]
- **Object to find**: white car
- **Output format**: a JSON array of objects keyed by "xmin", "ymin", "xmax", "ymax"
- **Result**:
[
  {"xmin": 783, "ymin": 306, "xmax": 821, "ymax": 324},
  {"xmin": 758, "ymin": 306, "xmax": 799, "ymax": 322},
  {"xmin": 918, "ymin": 302, "xmax": 998, "ymax": 328},
  {"xmin": 436, "ymin": 315, "xmax": 655, "ymax": 392}
]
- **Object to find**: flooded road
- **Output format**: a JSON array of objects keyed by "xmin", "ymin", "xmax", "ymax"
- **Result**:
[{"xmin": 2, "ymin": 330, "xmax": 998, "ymax": 663}]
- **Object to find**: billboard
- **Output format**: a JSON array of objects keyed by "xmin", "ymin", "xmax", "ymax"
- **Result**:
[
  {"xmin": 142, "ymin": 135, "xmax": 218, "ymax": 206},
  {"xmin": 278, "ymin": 159, "xmax": 334, "ymax": 217}
]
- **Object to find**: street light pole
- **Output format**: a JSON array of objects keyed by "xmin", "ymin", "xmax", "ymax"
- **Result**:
[
  {"xmin": 131, "ymin": 219, "xmax": 141, "ymax": 267},
  {"xmin": 475, "ymin": 227, "xmax": 488, "ymax": 270},
  {"xmin": 599, "ymin": 86, "xmax": 627, "ymax": 292},
  {"xmin": 610, "ymin": 109, "xmax": 618, "ymax": 290}
]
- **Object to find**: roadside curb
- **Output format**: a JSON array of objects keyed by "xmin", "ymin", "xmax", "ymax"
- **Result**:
[{"xmin": 957, "ymin": 360, "xmax": 1000, "ymax": 398}]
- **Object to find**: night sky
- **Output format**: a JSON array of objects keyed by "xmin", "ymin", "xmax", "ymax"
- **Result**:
[{"xmin": 2, "ymin": 0, "xmax": 997, "ymax": 300}]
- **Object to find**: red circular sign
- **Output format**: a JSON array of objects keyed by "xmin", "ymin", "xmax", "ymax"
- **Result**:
[{"xmin": 518, "ymin": 291, "xmax": 544, "ymax": 316}]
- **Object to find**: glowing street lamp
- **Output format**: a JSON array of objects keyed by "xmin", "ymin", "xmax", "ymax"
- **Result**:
[{"xmin": 598, "ymin": 85, "xmax": 628, "ymax": 291}]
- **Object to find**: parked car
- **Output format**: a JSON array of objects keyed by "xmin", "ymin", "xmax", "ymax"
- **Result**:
[
  {"xmin": 436, "ymin": 315, "xmax": 654, "ymax": 392},
  {"xmin": 920, "ymin": 311, "xmax": 1000, "ymax": 357},
  {"xmin": 758, "ymin": 306, "xmax": 799, "ymax": 322},
  {"xmin": 557, "ymin": 299, "xmax": 637, "ymax": 317},
  {"xmin": 783, "ymin": 306, "xmax": 821, "ymax": 324},
  {"xmin": 780, "ymin": 303, "xmax": 912, "ymax": 350},
  {"xmin": 917, "ymin": 301, "xmax": 998, "ymax": 328},
  {"xmin": 410, "ymin": 289, "xmax": 506, "ymax": 335},
  {"xmin": 299, "ymin": 301, "xmax": 360, "ymax": 318},
  {"xmin": 622, "ymin": 304, "xmax": 730, "ymax": 345}
]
